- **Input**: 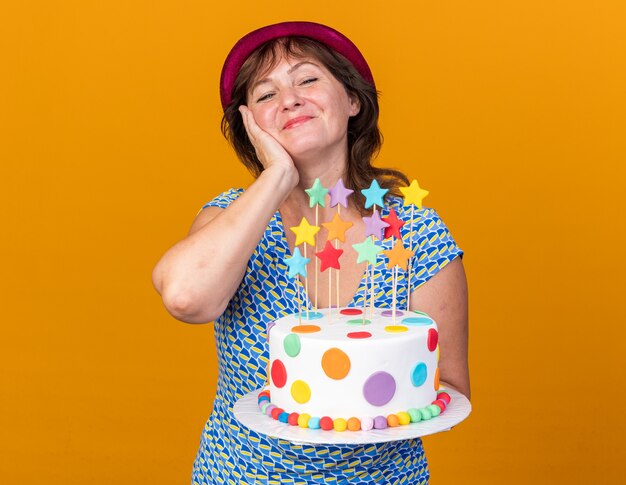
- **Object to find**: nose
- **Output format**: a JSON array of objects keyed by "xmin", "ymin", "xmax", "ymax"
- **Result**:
[{"xmin": 280, "ymin": 87, "xmax": 303, "ymax": 111}]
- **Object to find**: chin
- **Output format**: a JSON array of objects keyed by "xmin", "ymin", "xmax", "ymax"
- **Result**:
[
  {"xmin": 283, "ymin": 135, "xmax": 346, "ymax": 161},
  {"xmin": 284, "ymin": 139, "xmax": 328, "ymax": 160}
]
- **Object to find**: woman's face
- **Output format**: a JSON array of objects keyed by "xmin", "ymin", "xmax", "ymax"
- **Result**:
[{"xmin": 246, "ymin": 55, "xmax": 360, "ymax": 160}]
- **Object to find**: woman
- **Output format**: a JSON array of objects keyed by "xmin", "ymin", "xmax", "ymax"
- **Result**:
[{"xmin": 153, "ymin": 21, "xmax": 469, "ymax": 484}]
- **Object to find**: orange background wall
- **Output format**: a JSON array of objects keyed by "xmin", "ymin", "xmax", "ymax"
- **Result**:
[{"xmin": 2, "ymin": 1, "xmax": 625, "ymax": 483}]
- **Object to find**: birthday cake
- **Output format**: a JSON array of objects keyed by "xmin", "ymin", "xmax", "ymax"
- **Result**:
[
  {"xmin": 259, "ymin": 307, "xmax": 451, "ymax": 431},
  {"xmin": 255, "ymin": 178, "xmax": 451, "ymax": 431}
]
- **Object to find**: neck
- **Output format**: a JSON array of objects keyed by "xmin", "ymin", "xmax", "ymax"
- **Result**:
[
  {"xmin": 293, "ymin": 142, "xmax": 349, "ymax": 190},
  {"xmin": 280, "ymin": 140, "xmax": 354, "ymax": 219}
]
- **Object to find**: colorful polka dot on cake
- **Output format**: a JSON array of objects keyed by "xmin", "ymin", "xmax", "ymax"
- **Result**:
[
  {"xmin": 384, "ymin": 325, "xmax": 408, "ymax": 333},
  {"xmin": 347, "ymin": 331, "xmax": 372, "ymax": 339},
  {"xmin": 381, "ymin": 310, "xmax": 404, "ymax": 317},
  {"xmin": 290, "ymin": 380, "xmax": 311, "ymax": 403},
  {"xmin": 291, "ymin": 324, "xmax": 321, "ymax": 334},
  {"xmin": 411, "ymin": 362, "xmax": 427, "ymax": 387},
  {"xmin": 401, "ymin": 316, "xmax": 433, "ymax": 326},
  {"xmin": 321, "ymin": 348, "xmax": 351, "ymax": 379},
  {"xmin": 363, "ymin": 371, "xmax": 396, "ymax": 406},
  {"xmin": 427, "ymin": 328, "xmax": 438, "ymax": 351},
  {"xmin": 300, "ymin": 311, "xmax": 323, "ymax": 320},
  {"xmin": 266, "ymin": 321, "xmax": 276, "ymax": 341},
  {"xmin": 283, "ymin": 333, "xmax": 301, "ymax": 357},
  {"xmin": 270, "ymin": 360, "xmax": 287, "ymax": 388},
  {"xmin": 340, "ymin": 308, "xmax": 362, "ymax": 315}
]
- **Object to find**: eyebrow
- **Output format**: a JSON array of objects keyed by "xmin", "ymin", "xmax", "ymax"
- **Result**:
[{"xmin": 249, "ymin": 61, "xmax": 320, "ymax": 93}]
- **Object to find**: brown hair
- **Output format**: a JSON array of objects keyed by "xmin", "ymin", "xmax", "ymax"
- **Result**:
[{"xmin": 221, "ymin": 37, "xmax": 409, "ymax": 212}]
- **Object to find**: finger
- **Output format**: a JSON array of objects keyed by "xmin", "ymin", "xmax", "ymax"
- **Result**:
[
  {"xmin": 240, "ymin": 107, "xmax": 279, "ymax": 162},
  {"xmin": 239, "ymin": 106, "xmax": 271, "ymax": 164},
  {"xmin": 239, "ymin": 105, "xmax": 259, "ymax": 144}
]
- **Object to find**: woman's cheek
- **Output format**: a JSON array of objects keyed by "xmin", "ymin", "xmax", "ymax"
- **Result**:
[{"xmin": 252, "ymin": 108, "xmax": 275, "ymax": 133}]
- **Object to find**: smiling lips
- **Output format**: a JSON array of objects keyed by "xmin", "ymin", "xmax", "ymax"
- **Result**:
[{"xmin": 283, "ymin": 116, "xmax": 314, "ymax": 130}]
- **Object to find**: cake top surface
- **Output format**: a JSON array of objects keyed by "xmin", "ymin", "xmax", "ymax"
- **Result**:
[{"xmin": 270, "ymin": 307, "xmax": 437, "ymax": 343}]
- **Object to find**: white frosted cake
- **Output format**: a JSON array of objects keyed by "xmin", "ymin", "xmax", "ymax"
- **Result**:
[{"xmin": 258, "ymin": 307, "xmax": 451, "ymax": 431}]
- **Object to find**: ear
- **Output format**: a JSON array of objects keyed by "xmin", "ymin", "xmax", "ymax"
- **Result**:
[{"xmin": 348, "ymin": 94, "xmax": 361, "ymax": 117}]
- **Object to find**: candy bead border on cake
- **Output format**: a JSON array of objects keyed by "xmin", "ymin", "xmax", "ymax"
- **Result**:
[{"xmin": 257, "ymin": 389, "xmax": 452, "ymax": 432}]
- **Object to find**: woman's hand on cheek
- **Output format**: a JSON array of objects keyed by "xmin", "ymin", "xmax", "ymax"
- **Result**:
[{"xmin": 239, "ymin": 106, "xmax": 299, "ymax": 181}]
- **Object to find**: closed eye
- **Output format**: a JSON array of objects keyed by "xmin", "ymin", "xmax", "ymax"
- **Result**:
[
  {"xmin": 300, "ymin": 77, "xmax": 318, "ymax": 85},
  {"xmin": 256, "ymin": 92, "xmax": 275, "ymax": 102}
]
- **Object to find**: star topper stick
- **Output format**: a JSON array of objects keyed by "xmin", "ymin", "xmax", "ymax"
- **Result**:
[
  {"xmin": 284, "ymin": 247, "xmax": 310, "ymax": 324},
  {"xmin": 316, "ymin": 240, "xmax": 343, "ymax": 321},
  {"xmin": 382, "ymin": 207, "xmax": 405, "ymax": 320},
  {"xmin": 328, "ymin": 179, "xmax": 353, "ymax": 310},
  {"xmin": 290, "ymin": 217, "xmax": 320, "ymax": 320},
  {"xmin": 353, "ymin": 236, "xmax": 382, "ymax": 324},
  {"xmin": 305, "ymin": 178, "xmax": 328, "ymax": 310},
  {"xmin": 382, "ymin": 240, "xmax": 414, "ymax": 324},
  {"xmin": 361, "ymin": 180, "xmax": 389, "ymax": 316},
  {"xmin": 362, "ymin": 262, "xmax": 368, "ymax": 323},
  {"xmin": 322, "ymin": 212, "xmax": 353, "ymax": 312},
  {"xmin": 362, "ymin": 208, "xmax": 389, "ymax": 317},
  {"xmin": 399, "ymin": 179, "xmax": 429, "ymax": 310}
]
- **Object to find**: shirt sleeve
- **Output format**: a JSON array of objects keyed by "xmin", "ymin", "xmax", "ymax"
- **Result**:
[
  {"xmin": 200, "ymin": 188, "xmax": 244, "ymax": 211},
  {"xmin": 407, "ymin": 207, "xmax": 463, "ymax": 290}
]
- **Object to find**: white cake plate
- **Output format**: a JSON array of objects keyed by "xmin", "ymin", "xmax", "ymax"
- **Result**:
[{"xmin": 233, "ymin": 388, "xmax": 471, "ymax": 445}]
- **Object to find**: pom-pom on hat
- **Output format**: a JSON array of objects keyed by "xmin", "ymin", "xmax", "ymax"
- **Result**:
[{"xmin": 220, "ymin": 21, "xmax": 375, "ymax": 110}]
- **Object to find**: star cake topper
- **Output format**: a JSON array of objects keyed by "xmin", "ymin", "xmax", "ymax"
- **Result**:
[
  {"xmin": 305, "ymin": 178, "xmax": 329, "ymax": 208},
  {"xmin": 352, "ymin": 236, "xmax": 383, "ymax": 265},
  {"xmin": 315, "ymin": 240, "xmax": 344, "ymax": 272},
  {"xmin": 399, "ymin": 179, "xmax": 429, "ymax": 208},
  {"xmin": 284, "ymin": 247, "xmax": 310, "ymax": 278},
  {"xmin": 382, "ymin": 240, "xmax": 414, "ymax": 271},
  {"xmin": 361, "ymin": 179, "xmax": 389, "ymax": 209},
  {"xmin": 322, "ymin": 213, "xmax": 353, "ymax": 242},
  {"xmin": 362, "ymin": 208, "xmax": 390, "ymax": 240},
  {"xmin": 328, "ymin": 179, "xmax": 354, "ymax": 209},
  {"xmin": 290, "ymin": 217, "xmax": 320, "ymax": 247},
  {"xmin": 382, "ymin": 207, "xmax": 405, "ymax": 239}
]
